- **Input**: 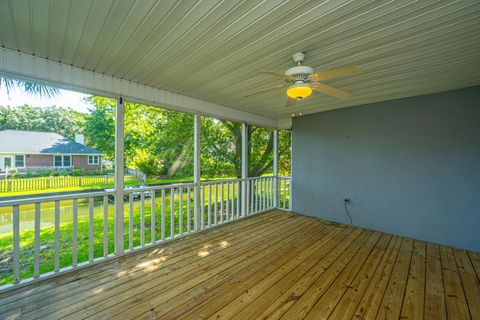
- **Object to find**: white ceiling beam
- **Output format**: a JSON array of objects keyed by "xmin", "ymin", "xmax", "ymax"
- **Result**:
[{"xmin": 0, "ymin": 48, "xmax": 279, "ymax": 128}]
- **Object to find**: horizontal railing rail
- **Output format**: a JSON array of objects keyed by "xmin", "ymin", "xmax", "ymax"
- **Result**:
[
  {"xmin": 0, "ymin": 175, "xmax": 290, "ymax": 290},
  {"xmin": 0, "ymin": 190, "xmax": 115, "ymax": 207}
]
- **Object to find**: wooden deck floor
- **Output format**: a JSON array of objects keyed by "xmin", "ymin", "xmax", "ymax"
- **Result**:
[{"xmin": 1, "ymin": 210, "xmax": 479, "ymax": 319}]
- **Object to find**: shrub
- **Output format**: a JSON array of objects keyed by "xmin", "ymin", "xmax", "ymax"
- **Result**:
[
  {"xmin": 71, "ymin": 168, "xmax": 85, "ymax": 176},
  {"xmin": 87, "ymin": 169, "xmax": 104, "ymax": 176},
  {"xmin": 131, "ymin": 150, "xmax": 163, "ymax": 177},
  {"xmin": 24, "ymin": 169, "xmax": 49, "ymax": 178},
  {"xmin": 7, "ymin": 168, "xmax": 19, "ymax": 179},
  {"xmin": 58, "ymin": 169, "xmax": 69, "ymax": 176}
]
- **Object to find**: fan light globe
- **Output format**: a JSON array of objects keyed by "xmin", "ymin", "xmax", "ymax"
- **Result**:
[{"xmin": 287, "ymin": 85, "xmax": 312, "ymax": 100}]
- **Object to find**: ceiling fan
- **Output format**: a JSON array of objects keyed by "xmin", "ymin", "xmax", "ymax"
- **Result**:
[{"xmin": 243, "ymin": 52, "xmax": 362, "ymax": 107}]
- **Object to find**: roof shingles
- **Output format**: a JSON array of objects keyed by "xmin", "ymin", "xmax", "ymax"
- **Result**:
[{"xmin": 0, "ymin": 130, "xmax": 103, "ymax": 155}]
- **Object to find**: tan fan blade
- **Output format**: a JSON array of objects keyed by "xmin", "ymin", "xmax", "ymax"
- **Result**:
[
  {"xmin": 311, "ymin": 82, "xmax": 352, "ymax": 100},
  {"xmin": 243, "ymin": 84, "xmax": 284, "ymax": 97},
  {"xmin": 309, "ymin": 65, "xmax": 362, "ymax": 81},
  {"xmin": 261, "ymin": 70, "xmax": 294, "ymax": 80},
  {"xmin": 285, "ymin": 98, "xmax": 296, "ymax": 107}
]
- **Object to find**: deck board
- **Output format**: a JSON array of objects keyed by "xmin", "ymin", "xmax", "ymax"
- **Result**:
[{"xmin": 0, "ymin": 210, "xmax": 478, "ymax": 320}]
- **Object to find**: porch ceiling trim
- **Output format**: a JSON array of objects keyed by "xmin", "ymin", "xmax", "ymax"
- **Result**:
[{"xmin": 0, "ymin": 48, "xmax": 278, "ymax": 129}]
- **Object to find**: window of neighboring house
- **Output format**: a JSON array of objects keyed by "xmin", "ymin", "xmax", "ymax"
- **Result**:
[
  {"xmin": 54, "ymin": 155, "xmax": 72, "ymax": 167},
  {"xmin": 54, "ymin": 156, "xmax": 62, "ymax": 167},
  {"xmin": 63, "ymin": 155, "xmax": 71, "ymax": 167},
  {"xmin": 88, "ymin": 155, "xmax": 100, "ymax": 165},
  {"xmin": 4, "ymin": 157, "xmax": 12, "ymax": 169},
  {"xmin": 15, "ymin": 155, "xmax": 25, "ymax": 167}
]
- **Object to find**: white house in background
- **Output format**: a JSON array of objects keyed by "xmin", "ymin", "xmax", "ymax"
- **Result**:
[{"xmin": 0, "ymin": 130, "xmax": 103, "ymax": 173}]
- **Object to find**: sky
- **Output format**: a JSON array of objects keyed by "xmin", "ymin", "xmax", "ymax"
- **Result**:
[{"xmin": 0, "ymin": 83, "xmax": 92, "ymax": 113}]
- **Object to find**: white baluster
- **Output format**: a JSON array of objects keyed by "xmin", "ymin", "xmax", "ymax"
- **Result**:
[
  {"xmin": 34, "ymin": 202, "xmax": 40, "ymax": 277},
  {"xmin": 12, "ymin": 205, "xmax": 20, "ymax": 283},
  {"xmin": 72, "ymin": 199, "xmax": 78, "ymax": 266},
  {"xmin": 103, "ymin": 195, "xmax": 108, "ymax": 256},
  {"xmin": 88, "ymin": 198, "xmax": 94, "ymax": 263}
]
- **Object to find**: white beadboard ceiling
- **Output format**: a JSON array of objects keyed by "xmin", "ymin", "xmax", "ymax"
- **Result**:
[{"xmin": 1, "ymin": 0, "xmax": 480, "ymax": 121}]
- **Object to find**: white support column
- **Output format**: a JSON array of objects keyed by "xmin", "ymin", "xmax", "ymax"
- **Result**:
[
  {"xmin": 114, "ymin": 97, "xmax": 125, "ymax": 254},
  {"xmin": 241, "ymin": 123, "xmax": 248, "ymax": 216},
  {"xmin": 289, "ymin": 130, "xmax": 292, "ymax": 211},
  {"xmin": 193, "ymin": 114, "xmax": 201, "ymax": 231},
  {"xmin": 273, "ymin": 129, "xmax": 279, "ymax": 208}
]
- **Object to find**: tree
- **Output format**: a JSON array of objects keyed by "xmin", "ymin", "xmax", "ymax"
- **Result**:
[
  {"xmin": 0, "ymin": 105, "xmax": 85, "ymax": 139},
  {"xmin": 278, "ymin": 130, "xmax": 292, "ymax": 176},
  {"xmin": 84, "ymin": 98, "xmax": 291, "ymax": 180},
  {"xmin": 123, "ymin": 101, "xmax": 194, "ymax": 178},
  {"xmin": 83, "ymin": 97, "xmax": 194, "ymax": 177},
  {"xmin": 201, "ymin": 119, "xmax": 291, "ymax": 178},
  {"xmin": 201, "ymin": 118, "xmax": 241, "ymax": 178},
  {"xmin": 83, "ymin": 97, "xmax": 116, "ymax": 159}
]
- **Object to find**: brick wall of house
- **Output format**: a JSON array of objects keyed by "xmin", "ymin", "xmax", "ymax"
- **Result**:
[
  {"xmin": 25, "ymin": 154, "xmax": 101, "ymax": 171},
  {"xmin": 26, "ymin": 154, "xmax": 53, "ymax": 167},
  {"xmin": 73, "ymin": 155, "xmax": 102, "ymax": 171}
]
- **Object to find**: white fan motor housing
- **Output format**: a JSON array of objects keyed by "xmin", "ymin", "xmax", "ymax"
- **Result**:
[{"xmin": 285, "ymin": 65, "xmax": 314, "ymax": 78}]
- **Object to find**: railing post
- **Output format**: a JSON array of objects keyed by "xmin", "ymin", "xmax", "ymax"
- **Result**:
[
  {"xmin": 241, "ymin": 123, "xmax": 248, "ymax": 216},
  {"xmin": 194, "ymin": 114, "xmax": 201, "ymax": 231},
  {"xmin": 289, "ymin": 130, "xmax": 292, "ymax": 211},
  {"xmin": 273, "ymin": 129, "xmax": 279, "ymax": 208},
  {"xmin": 114, "ymin": 97, "xmax": 125, "ymax": 255}
]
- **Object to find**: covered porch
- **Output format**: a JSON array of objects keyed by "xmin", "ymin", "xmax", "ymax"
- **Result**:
[{"xmin": 1, "ymin": 0, "xmax": 480, "ymax": 319}]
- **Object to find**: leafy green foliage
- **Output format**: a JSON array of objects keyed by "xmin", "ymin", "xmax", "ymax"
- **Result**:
[
  {"xmin": 70, "ymin": 168, "xmax": 85, "ymax": 176},
  {"xmin": 201, "ymin": 119, "xmax": 291, "ymax": 178},
  {"xmin": 0, "ymin": 105, "xmax": 85, "ymax": 139},
  {"xmin": 0, "ymin": 96, "xmax": 291, "ymax": 180},
  {"xmin": 201, "ymin": 118, "xmax": 241, "ymax": 177},
  {"xmin": 278, "ymin": 130, "xmax": 292, "ymax": 176},
  {"xmin": 131, "ymin": 149, "xmax": 163, "ymax": 176},
  {"xmin": 249, "ymin": 126, "xmax": 274, "ymax": 177},
  {"xmin": 84, "ymin": 97, "xmax": 116, "ymax": 159}
]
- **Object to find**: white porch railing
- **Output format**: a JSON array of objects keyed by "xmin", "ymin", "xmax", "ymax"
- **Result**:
[
  {"xmin": 0, "ymin": 176, "xmax": 290, "ymax": 290},
  {"xmin": 277, "ymin": 176, "xmax": 291, "ymax": 210}
]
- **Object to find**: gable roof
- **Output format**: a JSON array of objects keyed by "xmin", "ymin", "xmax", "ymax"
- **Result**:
[{"xmin": 0, "ymin": 130, "xmax": 103, "ymax": 155}]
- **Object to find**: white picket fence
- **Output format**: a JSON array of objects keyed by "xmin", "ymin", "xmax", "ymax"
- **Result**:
[{"xmin": 0, "ymin": 175, "xmax": 113, "ymax": 192}]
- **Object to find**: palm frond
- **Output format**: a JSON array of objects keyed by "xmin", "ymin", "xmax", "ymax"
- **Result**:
[
  {"xmin": 0, "ymin": 76, "xmax": 60, "ymax": 98},
  {"xmin": 0, "ymin": 77, "xmax": 16, "ymax": 97},
  {"xmin": 23, "ymin": 81, "xmax": 60, "ymax": 99}
]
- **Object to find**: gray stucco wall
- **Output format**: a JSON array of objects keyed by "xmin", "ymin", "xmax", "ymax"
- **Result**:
[{"xmin": 292, "ymin": 86, "xmax": 480, "ymax": 252}]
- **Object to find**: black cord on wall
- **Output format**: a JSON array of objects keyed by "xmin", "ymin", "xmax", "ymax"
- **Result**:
[{"xmin": 344, "ymin": 199, "xmax": 353, "ymax": 225}]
